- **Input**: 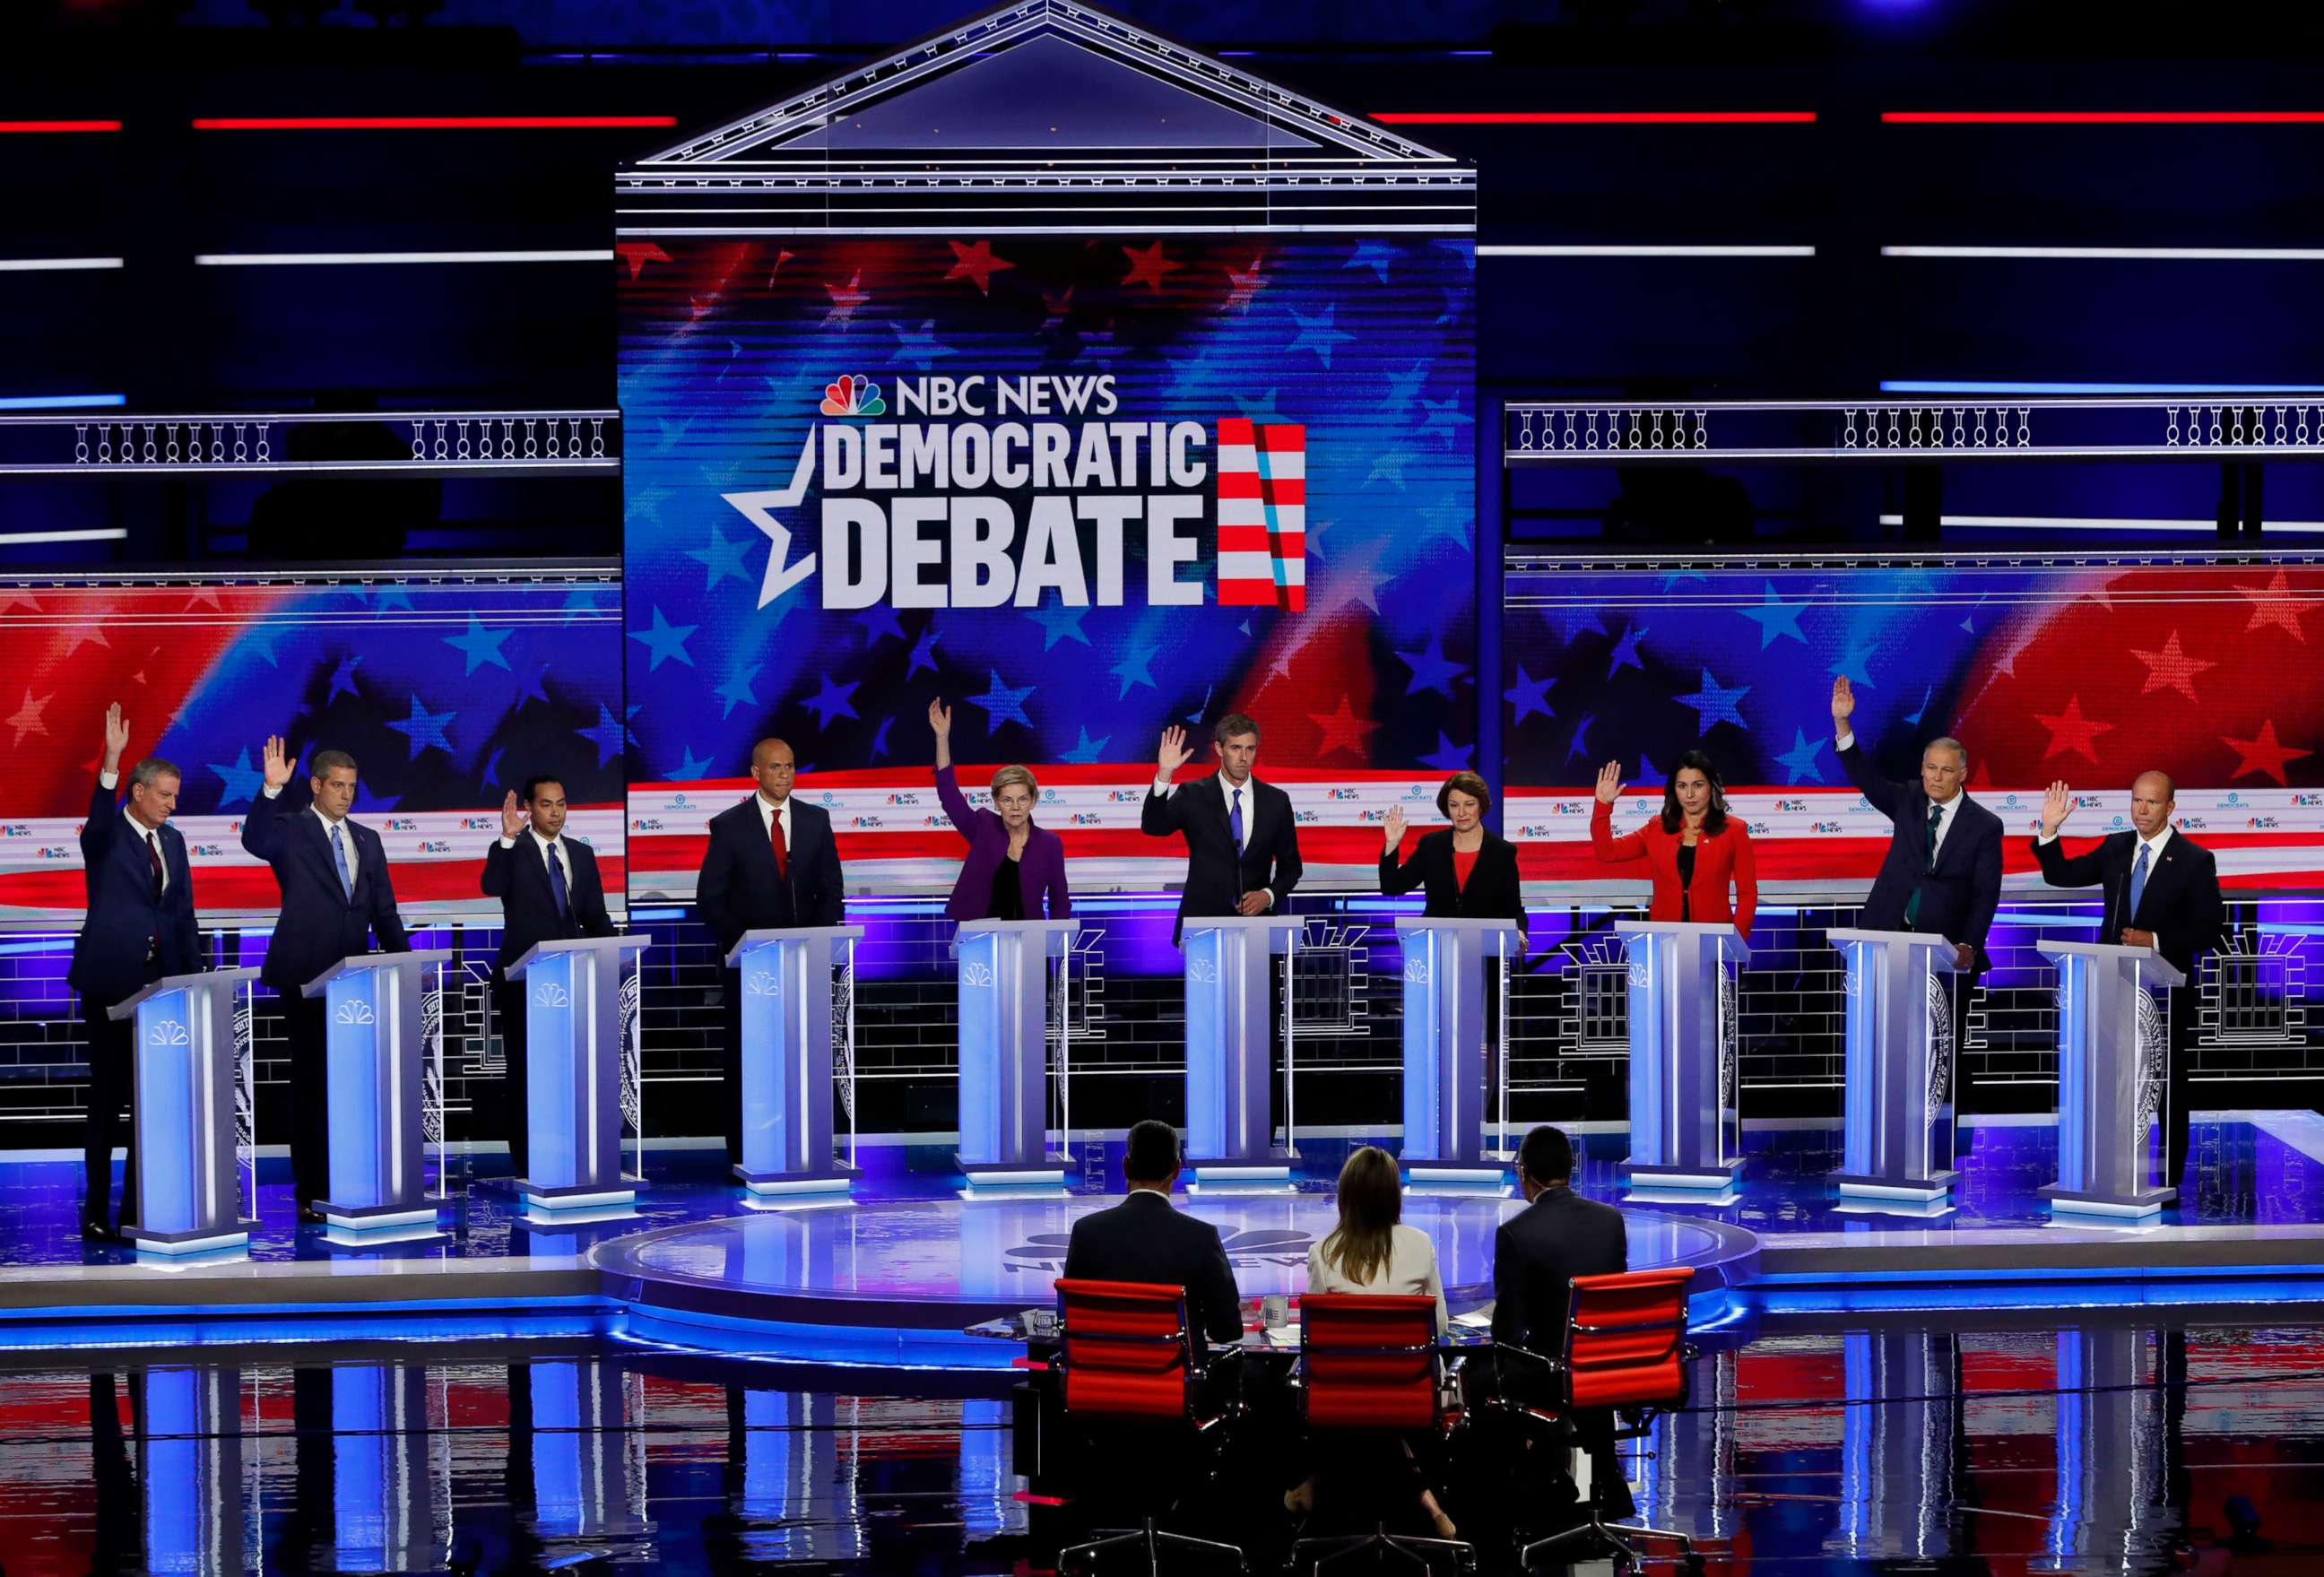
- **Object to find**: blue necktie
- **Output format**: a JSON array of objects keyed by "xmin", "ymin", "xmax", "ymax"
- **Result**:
[
  {"xmin": 2129, "ymin": 841, "xmax": 2150, "ymax": 924},
  {"xmin": 330, "ymin": 821, "xmax": 353, "ymax": 902},
  {"xmin": 545, "ymin": 840, "xmax": 571, "ymax": 918},
  {"xmin": 1229, "ymin": 786, "xmax": 1245, "ymax": 853}
]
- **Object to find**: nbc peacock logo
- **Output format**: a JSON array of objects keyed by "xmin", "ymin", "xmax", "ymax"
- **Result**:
[{"xmin": 819, "ymin": 375, "xmax": 887, "ymax": 418}]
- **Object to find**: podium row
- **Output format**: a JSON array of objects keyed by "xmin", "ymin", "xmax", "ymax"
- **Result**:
[{"xmin": 113, "ymin": 917, "xmax": 2183, "ymax": 1252}]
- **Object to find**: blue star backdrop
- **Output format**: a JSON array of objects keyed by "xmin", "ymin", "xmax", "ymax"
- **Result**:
[{"xmin": 620, "ymin": 237, "xmax": 1477, "ymax": 786}]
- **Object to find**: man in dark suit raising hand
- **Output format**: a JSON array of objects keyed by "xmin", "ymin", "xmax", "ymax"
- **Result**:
[
  {"xmin": 1140, "ymin": 714, "xmax": 1303, "ymax": 948},
  {"xmin": 2034, "ymin": 772, "xmax": 2226, "ymax": 1183}
]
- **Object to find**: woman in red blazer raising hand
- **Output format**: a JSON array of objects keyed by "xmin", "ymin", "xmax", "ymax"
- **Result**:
[{"xmin": 1591, "ymin": 751, "xmax": 1757, "ymax": 940}]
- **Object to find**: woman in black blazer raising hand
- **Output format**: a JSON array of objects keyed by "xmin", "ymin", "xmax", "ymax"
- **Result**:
[{"xmin": 1379, "ymin": 770, "xmax": 1530, "ymax": 942}]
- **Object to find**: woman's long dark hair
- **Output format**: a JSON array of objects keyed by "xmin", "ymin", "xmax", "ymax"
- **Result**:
[
  {"xmin": 1659, "ymin": 750, "xmax": 1729, "ymax": 836},
  {"xmin": 1319, "ymin": 1145, "xmax": 1402, "ymax": 1287}
]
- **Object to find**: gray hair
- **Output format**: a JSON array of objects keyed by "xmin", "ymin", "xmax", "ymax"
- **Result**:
[
  {"xmin": 990, "ymin": 765, "xmax": 1039, "ymax": 802},
  {"xmin": 310, "ymin": 748, "xmax": 359, "ymax": 780},
  {"xmin": 128, "ymin": 757, "xmax": 181, "ymax": 791},
  {"xmin": 1924, "ymin": 736, "xmax": 1969, "ymax": 769}
]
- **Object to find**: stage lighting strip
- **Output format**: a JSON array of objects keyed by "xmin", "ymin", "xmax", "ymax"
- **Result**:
[
  {"xmin": 1480, "ymin": 245, "xmax": 1813, "ymax": 257},
  {"xmin": 1884, "ymin": 110, "xmax": 2324, "ymax": 124},
  {"xmin": 1886, "ymin": 246, "xmax": 2324, "ymax": 260},
  {"xmin": 193, "ymin": 251, "xmax": 614, "ymax": 266},
  {"xmin": 0, "ymin": 120, "xmax": 118, "ymax": 133},
  {"xmin": 1372, "ymin": 111, "xmax": 1816, "ymax": 125},
  {"xmin": 0, "ymin": 258, "xmax": 122, "ymax": 273},
  {"xmin": 190, "ymin": 116, "xmax": 677, "ymax": 130}
]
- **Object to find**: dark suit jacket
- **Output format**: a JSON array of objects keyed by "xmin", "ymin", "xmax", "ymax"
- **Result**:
[
  {"xmin": 1061, "ymin": 1189, "xmax": 1244, "ymax": 1354},
  {"xmin": 1140, "ymin": 774, "xmax": 1304, "ymax": 945},
  {"xmin": 1380, "ymin": 827, "xmax": 1529, "ymax": 934},
  {"xmin": 1838, "ymin": 740, "xmax": 2004, "ymax": 972},
  {"xmin": 70, "ymin": 777, "xmax": 202, "ymax": 1004},
  {"xmin": 696, "ymin": 794, "xmax": 845, "ymax": 956},
  {"xmin": 935, "ymin": 765, "xmax": 1070, "ymax": 922},
  {"xmin": 2033, "ymin": 829, "xmax": 2225, "ymax": 979},
  {"xmin": 481, "ymin": 833, "xmax": 617, "ymax": 976},
  {"xmin": 238, "ymin": 789, "xmax": 410, "ymax": 994},
  {"xmin": 1490, "ymin": 1184, "xmax": 1629, "ymax": 1355}
]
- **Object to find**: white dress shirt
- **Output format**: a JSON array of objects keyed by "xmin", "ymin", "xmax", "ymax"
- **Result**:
[
  {"xmin": 2036, "ymin": 823, "xmax": 2172, "ymax": 905},
  {"xmin": 1305, "ymin": 1223, "xmax": 1448, "ymax": 1335},
  {"xmin": 498, "ymin": 826, "xmax": 572, "ymax": 891}
]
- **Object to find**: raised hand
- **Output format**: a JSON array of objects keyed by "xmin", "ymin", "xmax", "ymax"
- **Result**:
[
  {"xmin": 2041, "ymin": 780, "xmax": 2074, "ymax": 837},
  {"xmin": 1383, "ymin": 804, "xmax": 1407, "ymax": 851},
  {"xmin": 501, "ymin": 789, "xmax": 527, "ymax": 840},
  {"xmin": 260, "ymin": 734, "xmax": 297, "ymax": 792},
  {"xmin": 101, "ymin": 702, "xmax": 130, "ymax": 771},
  {"xmin": 1157, "ymin": 724, "xmax": 1192, "ymax": 780},
  {"xmin": 1594, "ymin": 759, "xmax": 1625, "ymax": 806},
  {"xmin": 927, "ymin": 698, "xmax": 951, "ymax": 737},
  {"xmin": 1831, "ymin": 674, "xmax": 1856, "ymax": 726}
]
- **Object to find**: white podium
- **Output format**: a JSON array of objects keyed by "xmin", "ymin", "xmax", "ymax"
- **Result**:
[
  {"xmin": 2040, "ymin": 940, "xmax": 2185, "ymax": 1218},
  {"xmin": 1395, "ymin": 917, "xmax": 1524, "ymax": 1182},
  {"xmin": 109, "ymin": 966, "xmax": 261, "ymax": 1255},
  {"xmin": 302, "ymin": 949, "xmax": 452, "ymax": 1232},
  {"xmin": 725, "ymin": 925, "xmax": 863, "ymax": 1195},
  {"xmin": 1617, "ymin": 920, "xmax": 1750, "ymax": 1190},
  {"xmin": 508, "ymin": 935, "xmax": 652, "ymax": 1212},
  {"xmin": 956, "ymin": 917, "xmax": 1080, "ymax": 1186},
  {"xmin": 1828, "ymin": 928, "xmax": 1962, "ymax": 1202},
  {"xmin": 1182, "ymin": 913, "xmax": 1304, "ymax": 1181}
]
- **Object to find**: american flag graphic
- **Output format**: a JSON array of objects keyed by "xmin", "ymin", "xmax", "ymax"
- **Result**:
[{"xmin": 1215, "ymin": 418, "xmax": 1307, "ymax": 612}]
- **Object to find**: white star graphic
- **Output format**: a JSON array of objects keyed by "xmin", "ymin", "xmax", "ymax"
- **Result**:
[{"xmin": 722, "ymin": 431, "xmax": 821, "ymax": 610}]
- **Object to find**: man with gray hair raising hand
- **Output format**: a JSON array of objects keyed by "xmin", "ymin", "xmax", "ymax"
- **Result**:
[
  {"xmin": 71, "ymin": 703, "xmax": 203, "ymax": 1240},
  {"xmin": 1832, "ymin": 675, "xmax": 2003, "ymax": 976}
]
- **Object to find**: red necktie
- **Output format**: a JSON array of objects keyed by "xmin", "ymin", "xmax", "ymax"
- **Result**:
[{"xmin": 770, "ymin": 808, "xmax": 789, "ymax": 880}]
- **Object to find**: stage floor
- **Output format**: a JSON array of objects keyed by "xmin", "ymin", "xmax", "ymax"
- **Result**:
[{"xmin": 1, "ymin": 1115, "xmax": 2320, "ymax": 1366}]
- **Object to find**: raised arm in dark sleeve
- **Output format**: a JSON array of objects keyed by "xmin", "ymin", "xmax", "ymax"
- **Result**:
[
  {"xmin": 481, "ymin": 837, "xmax": 514, "ymax": 898},
  {"xmin": 82, "ymin": 777, "xmax": 118, "ymax": 864},
  {"xmin": 1379, "ymin": 834, "xmax": 1427, "ymax": 896},
  {"xmin": 1140, "ymin": 784, "xmax": 1188, "ymax": 838},
  {"xmin": 240, "ymin": 786, "xmax": 289, "ymax": 862},
  {"xmin": 2032, "ymin": 833, "xmax": 2112, "ymax": 890},
  {"xmin": 1835, "ymin": 737, "xmax": 1908, "ymax": 824}
]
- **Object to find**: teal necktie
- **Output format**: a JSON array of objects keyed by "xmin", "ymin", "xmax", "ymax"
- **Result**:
[{"xmin": 1903, "ymin": 801, "xmax": 1943, "ymax": 926}]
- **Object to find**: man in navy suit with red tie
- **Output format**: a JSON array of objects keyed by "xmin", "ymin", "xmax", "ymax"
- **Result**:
[
  {"xmin": 696, "ymin": 737, "xmax": 845, "ymax": 1165},
  {"xmin": 483, "ymin": 776, "xmax": 617, "ymax": 1178},
  {"xmin": 240, "ymin": 735, "xmax": 410, "ymax": 1218},
  {"xmin": 2034, "ymin": 772, "xmax": 2225, "ymax": 1183},
  {"xmin": 70, "ymin": 704, "xmax": 202, "ymax": 1240}
]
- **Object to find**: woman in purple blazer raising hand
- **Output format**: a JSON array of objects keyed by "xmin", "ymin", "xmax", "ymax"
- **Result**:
[{"xmin": 931, "ymin": 698, "xmax": 1071, "ymax": 923}]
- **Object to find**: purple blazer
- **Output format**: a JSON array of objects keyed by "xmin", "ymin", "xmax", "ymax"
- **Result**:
[{"xmin": 937, "ymin": 765, "xmax": 1071, "ymax": 923}]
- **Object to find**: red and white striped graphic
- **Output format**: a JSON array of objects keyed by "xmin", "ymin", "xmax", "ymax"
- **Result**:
[{"xmin": 1215, "ymin": 418, "xmax": 1306, "ymax": 611}]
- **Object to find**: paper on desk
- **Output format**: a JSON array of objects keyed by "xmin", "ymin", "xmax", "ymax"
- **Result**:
[{"xmin": 1452, "ymin": 1305, "xmax": 1495, "ymax": 1329}]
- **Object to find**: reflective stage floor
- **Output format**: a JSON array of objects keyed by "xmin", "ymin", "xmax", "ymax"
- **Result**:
[
  {"xmin": 2, "ymin": 1114, "xmax": 2322, "ymax": 1364},
  {"xmin": 1, "ymin": 1312, "xmax": 2320, "ymax": 1575}
]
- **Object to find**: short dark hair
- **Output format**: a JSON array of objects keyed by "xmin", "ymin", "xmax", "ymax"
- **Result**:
[
  {"xmin": 1123, "ymin": 1119, "xmax": 1182, "ymax": 1183},
  {"xmin": 520, "ymin": 776, "xmax": 566, "ymax": 806},
  {"xmin": 310, "ymin": 749, "xmax": 358, "ymax": 781},
  {"xmin": 1517, "ymin": 1123, "xmax": 1574, "ymax": 1187},
  {"xmin": 1213, "ymin": 714, "xmax": 1260, "ymax": 748},
  {"xmin": 1436, "ymin": 770, "xmax": 1491, "ymax": 819}
]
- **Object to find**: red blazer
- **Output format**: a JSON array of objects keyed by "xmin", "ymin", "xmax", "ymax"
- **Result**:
[{"xmin": 1590, "ymin": 801, "xmax": 1758, "ymax": 940}]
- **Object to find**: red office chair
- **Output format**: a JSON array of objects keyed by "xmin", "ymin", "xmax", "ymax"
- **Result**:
[
  {"xmin": 1515, "ymin": 1266, "xmax": 1704, "ymax": 1574},
  {"xmin": 1288, "ymin": 1293, "xmax": 1473, "ymax": 1576},
  {"xmin": 1051, "ymin": 1278, "xmax": 1247, "ymax": 1575}
]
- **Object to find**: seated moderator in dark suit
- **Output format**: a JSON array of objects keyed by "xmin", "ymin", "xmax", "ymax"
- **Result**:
[
  {"xmin": 696, "ymin": 737, "xmax": 845, "ymax": 1165},
  {"xmin": 482, "ymin": 776, "xmax": 617, "ymax": 1179},
  {"xmin": 1140, "ymin": 714, "xmax": 1304, "ymax": 946},
  {"xmin": 2034, "ymin": 772, "xmax": 2226, "ymax": 1182},
  {"xmin": 1491, "ymin": 1124, "xmax": 1632, "ymax": 1515},
  {"xmin": 1062, "ymin": 1120, "xmax": 1244, "ymax": 1355},
  {"xmin": 71, "ymin": 704, "xmax": 203, "ymax": 1238},
  {"xmin": 1831, "ymin": 676, "xmax": 2003, "ymax": 975},
  {"xmin": 240, "ymin": 736, "xmax": 411, "ymax": 1216}
]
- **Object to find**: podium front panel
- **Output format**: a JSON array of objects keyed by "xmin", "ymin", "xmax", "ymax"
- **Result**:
[
  {"xmin": 957, "ymin": 927, "xmax": 1052, "ymax": 1169},
  {"xmin": 133, "ymin": 987, "xmax": 206, "ymax": 1237},
  {"xmin": 324, "ymin": 966, "xmax": 426, "ymax": 1214},
  {"xmin": 1834, "ymin": 933, "xmax": 1959, "ymax": 1192},
  {"xmin": 737, "ymin": 933, "xmax": 837, "ymax": 1179},
  {"xmin": 1183, "ymin": 923, "xmax": 1281, "ymax": 1164},
  {"xmin": 523, "ymin": 947, "xmax": 630, "ymax": 1195}
]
